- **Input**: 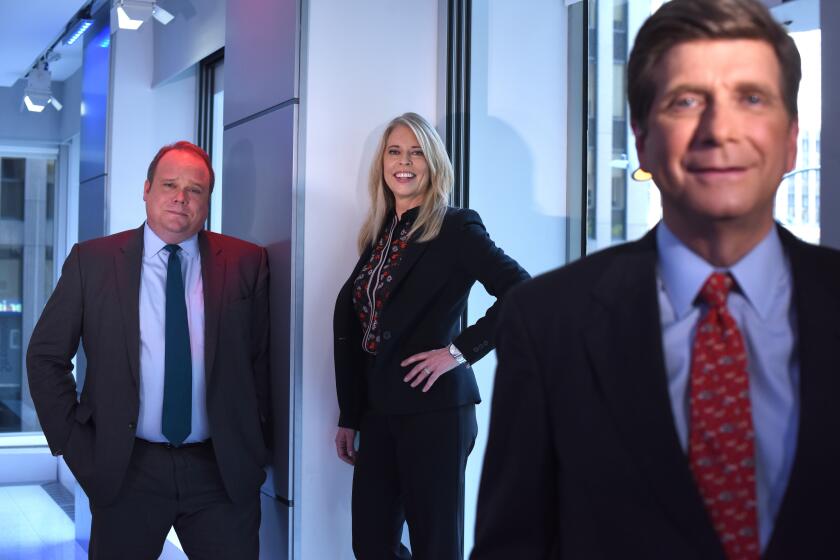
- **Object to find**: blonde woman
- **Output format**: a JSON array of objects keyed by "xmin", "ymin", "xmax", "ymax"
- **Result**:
[{"xmin": 333, "ymin": 112, "xmax": 529, "ymax": 559}]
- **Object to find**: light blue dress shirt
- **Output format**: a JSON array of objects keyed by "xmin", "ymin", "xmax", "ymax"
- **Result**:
[
  {"xmin": 137, "ymin": 223, "xmax": 209, "ymax": 443},
  {"xmin": 656, "ymin": 222, "xmax": 799, "ymax": 551}
]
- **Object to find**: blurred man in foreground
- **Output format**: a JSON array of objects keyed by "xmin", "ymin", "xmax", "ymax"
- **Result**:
[{"xmin": 473, "ymin": 1, "xmax": 839, "ymax": 558}]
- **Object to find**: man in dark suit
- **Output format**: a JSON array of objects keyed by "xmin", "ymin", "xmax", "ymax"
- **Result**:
[
  {"xmin": 472, "ymin": 1, "xmax": 838, "ymax": 558},
  {"xmin": 27, "ymin": 141, "xmax": 270, "ymax": 559}
]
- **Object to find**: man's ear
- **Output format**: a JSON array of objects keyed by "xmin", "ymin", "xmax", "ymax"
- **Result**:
[{"xmin": 143, "ymin": 180, "xmax": 151, "ymax": 201}]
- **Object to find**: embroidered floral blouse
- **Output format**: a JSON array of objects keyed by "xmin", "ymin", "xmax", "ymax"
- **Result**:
[{"xmin": 352, "ymin": 207, "xmax": 418, "ymax": 354}]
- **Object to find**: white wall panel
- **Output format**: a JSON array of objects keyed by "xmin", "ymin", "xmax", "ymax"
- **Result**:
[
  {"xmin": 298, "ymin": 1, "xmax": 439, "ymax": 557},
  {"xmin": 107, "ymin": 24, "xmax": 197, "ymax": 235},
  {"xmin": 59, "ymin": 68, "xmax": 83, "ymax": 143},
  {"xmin": 153, "ymin": 0, "xmax": 225, "ymax": 86},
  {"xmin": 0, "ymin": 449, "xmax": 55, "ymax": 484},
  {"xmin": 224, "ymin": 0, "xmax": 298, "ymax": 125}
]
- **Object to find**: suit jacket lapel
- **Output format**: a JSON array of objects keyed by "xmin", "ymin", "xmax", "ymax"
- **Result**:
[
  {"xmin": 766, "ymin": 227, "xmax": 840, "ymax": 552},
  {"xmin": 200, "ymin": 231, "xmax": 226, "ymax": 383},
  {"xmin": 380, "ymin": 236, "xmax": 429, "ymax": 301},
  {"xmin": 582, "ymin": 229, "xmax": 723, "ymax": 556},
  {"xmin": 115, "ymin": 226, "xmax": 144, "ymax": 386}
]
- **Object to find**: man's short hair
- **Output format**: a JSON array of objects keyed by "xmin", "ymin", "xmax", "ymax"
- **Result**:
[
  {"xmin": 146, "ymin": 141, "xmax": 215, "ymax": 192},
  {"xmin": 628, "ymin": 0, "xmax": 801, "ymax": 130}
]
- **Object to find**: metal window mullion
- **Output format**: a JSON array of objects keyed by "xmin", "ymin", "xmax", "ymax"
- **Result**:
[{"xmin": 445, "ymin": 0, "xmax": 471, "ymax": 210}]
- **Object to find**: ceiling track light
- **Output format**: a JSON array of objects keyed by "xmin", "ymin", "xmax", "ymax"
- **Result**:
[
  {"xmin": 111, "ymin": 0, "xmax": 174, "ymax": 31},
  {"xmin": 63, "ymin": 18, "xmax": 94, "ymax": 45},
  {"xmin": 17, "ymin": 1, "xmax": 97, "ymax": 116},
  {"xmin": 21, "ymin": 58, "xmax": 62, "ymax": 114}
]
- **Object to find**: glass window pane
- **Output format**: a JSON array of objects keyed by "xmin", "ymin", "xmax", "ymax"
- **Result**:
[
  {"xmin": 464, "ymin": 1, "xmax": 578, "ymax": 554},
  {"xmin": 775, "ymin": 30, "xmax": 820, "ymax": 243},
  {"xmin": 1, "ymin": 159, "xmax": 25, "ymax": 220},
  {"xmin": 46, "ymin": 160, "xmax": 55, "ymax": 221},
  {"xmin": 210, "ymin": 60, "xmax": 225, "ymax": 232},
  {"xmin": 612, "ymin": 63, "xmax": 626, "ymax": 120},
  {"xmin": 613, "ymin": 1, "xmax": 628, "ymax": 61},
  {"xmin": 587, "ymin": 0, "xmax": 663, "ymax": 253},
  {"xmin": 0, "ymin": 245, "xmax": 23, "ymax": 433},
  {"xmin": 586, "ymin": 1, "xmax": 822, "ymax": 252},
  {"xmin": 0, "ymin": 156, "xmax": 58, "ymax": 435},
  {"xmin": 611, "ymin": 167, "xmax": 626, "ymax": 240}
]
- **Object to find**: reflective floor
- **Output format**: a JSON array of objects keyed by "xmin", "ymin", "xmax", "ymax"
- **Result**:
[
  {"xmin": 0, "ymin": 483, "xmax": 201, "ymax": 559},
  {"xmin": 0, "ymin": 485, "xmax": 85, "ymax": 560}
]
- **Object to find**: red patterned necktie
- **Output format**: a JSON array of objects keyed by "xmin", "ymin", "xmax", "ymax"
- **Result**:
[{"xmin": 688, "ymin": 272, "xmax": 759, "ymax": 560}]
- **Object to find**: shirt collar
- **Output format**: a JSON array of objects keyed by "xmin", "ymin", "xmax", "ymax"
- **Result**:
[
  {"xmin": 143, "ymin": 222, "xmax": 199, "ymax": 260},
  {"xmin": 394, "ymin": 205, "xmax": 420, "ymax": 223},
  {"xmin": 656, "ymin": 221, "xmax": 787, "ymax": 320}
]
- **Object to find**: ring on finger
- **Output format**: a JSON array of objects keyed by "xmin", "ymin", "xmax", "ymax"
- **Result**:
[{"xmin": 423, "ymin": 367, "xmax": 431, "ymax": 375}]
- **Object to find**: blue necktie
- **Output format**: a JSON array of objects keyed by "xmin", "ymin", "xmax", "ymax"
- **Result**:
[{"xmin": 162, "ymin": 244, "xmax": 192, "ymax": 446}]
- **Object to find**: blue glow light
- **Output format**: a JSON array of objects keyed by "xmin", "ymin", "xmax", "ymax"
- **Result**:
[
  {"xmin": 64, "ymin": 19, "xmax": 94, "ymax": 45},
  {"xmin": 91, "ymin": 26, "xmax": 111, "ymax": 48}
]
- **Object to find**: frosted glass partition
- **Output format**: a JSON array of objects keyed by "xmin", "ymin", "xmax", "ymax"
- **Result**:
[{"xmin": 464, "ymin": 1, "xmax": 577, "ymax": 555}]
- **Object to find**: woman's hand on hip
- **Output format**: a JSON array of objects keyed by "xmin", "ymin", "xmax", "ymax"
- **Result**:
[
  {"xmin": 335, "ymin": 427, "xmax": 357, "ymax": 465},
  {"xmin": 401, "ymin": 348, "xmax": 459, "ymax": 392}
]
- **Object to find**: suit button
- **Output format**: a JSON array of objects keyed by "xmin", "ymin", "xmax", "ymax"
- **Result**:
[
  {"xmin": 128, "ymin": 422, "xmax": 136, "ymax": 430},
  {"xmin": 473, "ymin": 346, "xmax": 480, "ymax": 353},
  {"xmin": 382, "ymin": 331, "xmax": 391, "ymax": 340}
]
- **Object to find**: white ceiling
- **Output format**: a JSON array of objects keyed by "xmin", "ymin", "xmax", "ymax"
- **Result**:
[
  {"xmin": 0, "ymin": 1, "xmax": 91, "ymax": 87},
  {"xmin": 0, "ymin": 0, "xmax": 818, "ymax": 89}
]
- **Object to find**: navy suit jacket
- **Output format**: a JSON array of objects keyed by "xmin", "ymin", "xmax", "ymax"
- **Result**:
[{"xmin": 472, "ymin": 225, "xmax": 840, "ymax": 559}]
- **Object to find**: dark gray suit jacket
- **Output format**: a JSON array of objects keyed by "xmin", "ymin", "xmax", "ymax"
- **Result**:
[{"xmin": 27, "ymin": 225, "xmax": 270, "ymax": 506}]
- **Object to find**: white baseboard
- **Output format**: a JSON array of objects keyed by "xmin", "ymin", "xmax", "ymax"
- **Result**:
[
  {"xmin": 58, "ymin": 456, "xmax": 76, "ymax": 493},
  {"xmin": 0, "ymin": 447, "xmax": 56, "ymax": 484}
]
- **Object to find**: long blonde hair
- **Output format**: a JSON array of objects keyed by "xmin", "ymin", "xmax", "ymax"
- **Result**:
[{"xmin": 357, "ymin": 112, "xmax": 454, "ymax": 252}]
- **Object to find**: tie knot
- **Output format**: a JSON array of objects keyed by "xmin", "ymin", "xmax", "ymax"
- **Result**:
[
  {"xmin": 164, "ymin": 244, "xmax": 181, "ymax": 255},
  {"xmin": 698, "ymin": 271, "xmax": 733, "ymax": 308}
]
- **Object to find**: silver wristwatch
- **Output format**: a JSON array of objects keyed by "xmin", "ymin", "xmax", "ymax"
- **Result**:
[{"xmin": 448, "ymin": 343, "xmax": 467, "ymax": 365}]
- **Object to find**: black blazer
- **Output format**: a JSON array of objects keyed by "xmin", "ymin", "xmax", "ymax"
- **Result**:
[
  {"xmin": 26, "ymin": 226, "xmax": 270, "ymax": 506},
  {"xmin": 472, "ymin": 225, "xmax": 840, "ymax": 559},
  {"xmin": 334, "ymin": 207, "xmax": 529, "ymax": 429}
]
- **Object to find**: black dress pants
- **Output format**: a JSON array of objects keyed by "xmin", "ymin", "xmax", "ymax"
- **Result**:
[
  {"xmin": 352, "ymin": 405, "xmax": 478, "ymax": 560},
  {"xmin": 88, "ymin": 439, "xmax": 260, "ymax": 560}
]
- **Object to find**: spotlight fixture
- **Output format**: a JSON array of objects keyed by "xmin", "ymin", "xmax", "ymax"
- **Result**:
[
  {"xmin": 111, "ymin": 0, "xmax": 174, "ymax": 31},
  {"xmin": 22, "ymin": 60, "xmax": 62, "ymax": 113}
]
